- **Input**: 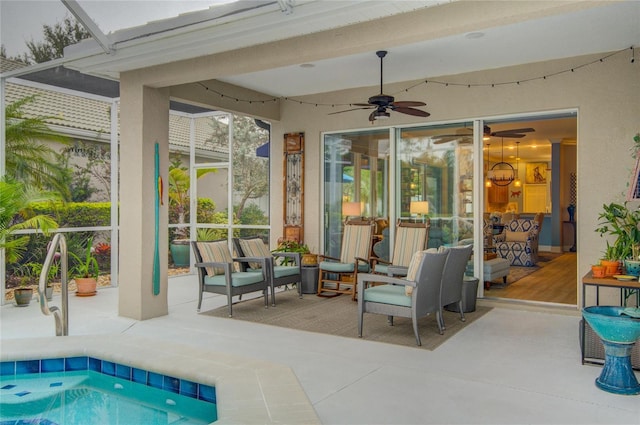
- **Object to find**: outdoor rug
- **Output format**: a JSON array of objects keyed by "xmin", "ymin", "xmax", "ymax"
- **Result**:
[{"xmin": 203, "ymin": 288, "xmax": 491, "ymax": 350}]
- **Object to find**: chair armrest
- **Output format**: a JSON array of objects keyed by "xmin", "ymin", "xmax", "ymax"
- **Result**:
[
  {"xmin": 357, "ymin": 273, "xmax": 414, "ymax": 293},
  {"xmin": 232, "ymin": 256, "xmax": 269, "ymax": 277},
  {"xmin": 371, "ymin": 257, "xmax": 391, "ymax": 266},
  {"xmin": 272, "ymin": 251, "xmax": 301, "ymax": 266},
  {"xmin": 318, "ymin": 254, "xmax": 340, "ymax": 262}
]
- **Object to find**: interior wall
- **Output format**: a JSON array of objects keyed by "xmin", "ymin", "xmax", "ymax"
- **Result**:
[{"xmin": 270, "ymin": 51, "xmax": 639, "ymax": 304}]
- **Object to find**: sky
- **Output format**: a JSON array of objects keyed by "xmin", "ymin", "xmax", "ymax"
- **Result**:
[{"xmin": 0, "ymin": 0, "xmax": 235, "ymax": 58}]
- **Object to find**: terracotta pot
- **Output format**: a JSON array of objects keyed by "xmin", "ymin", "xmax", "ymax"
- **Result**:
[
  {"xmin": 600, "ymin": 260, "xmax": 620, "ymax": 277},
  {"xmin": 591, "ymin": 265, "xmax": 606, "ymax": 278},
  {"xmin": 75, "ymin": 277, "xmax": 97, "ymax": 296}
]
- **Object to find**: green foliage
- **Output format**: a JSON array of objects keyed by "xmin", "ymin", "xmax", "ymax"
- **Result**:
[
  {"xmin": 596, "ymin": 202, "xmax": 640, "ymax": 260},
  {"xmin": 0, "ymin": 177, "xmax": 59, "ymax": 264},
  {"xmin": 30, "ymin": 202, "xmax": 111, "ymax": 228},
  {"xmin": 235, "ymin": 203, "xmax": 268, "ymax": 226},
  {"xmin": 272, "ymin": 240, "xmax": 310, "ymax": 254},
  {"xmin": 25, "ymin": 16, "xmax": 91, "ymax": 64},
  {"xmin": 5, "ymin": 96, "xmax": 71, "ymax": 198},
  {"xmin": 68, "ymin": 237, "xmax": 99, "ymax": 279}
]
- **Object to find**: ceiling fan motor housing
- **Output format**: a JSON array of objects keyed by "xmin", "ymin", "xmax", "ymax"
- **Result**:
[{"xmin": 368, "ymin": 94, "xmax": 395, "ymax": 106}]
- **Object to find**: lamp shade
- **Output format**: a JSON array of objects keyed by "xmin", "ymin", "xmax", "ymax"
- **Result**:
[
  {"xmin": 342, "ymin": 201, "xmax": 362, "ymax": 217},
  {"xmin": 410, "ymin": 201, "xmax": 429, "ymax": 215}
]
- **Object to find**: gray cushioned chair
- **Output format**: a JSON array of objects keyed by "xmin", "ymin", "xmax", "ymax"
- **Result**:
[
  {"xmin": 439, "ymin": 244, "xmax": 473, "ymax": 330},
  {"xmin": 191, "ymin": 240, "xmax": 269, "ymax": 317},
  {"xmin": 357, "ymin": 249, "xmax": 449, "ymax": 345},
  {"xmin": 232, "ymin": 236, "xmax": 302, "ymax": 306}
]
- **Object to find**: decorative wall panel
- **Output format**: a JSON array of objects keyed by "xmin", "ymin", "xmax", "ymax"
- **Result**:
[{"xmin": 283, "ymin": 133, "xmax": 304, "ymax": 242}]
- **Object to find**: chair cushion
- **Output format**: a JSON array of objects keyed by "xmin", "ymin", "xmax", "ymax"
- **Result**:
[
  {"xmin": 239, "ymin": 238, "xmax": 270, "ymax": 269},
  {"xmin": 405, "ymin": 250, "xmax": 427, "ymax": 296},
  {"xmin": 273, "ymin": 265, "xmax": 299, "ymax": 278},
  {"xmin": 319, "ymin": 261, "xmax": 369, "ymax": 273},
  {"xmin": 506, "ymin": 230, "xmax": 529, "ymax": 242},
  {"xmin": 373, "ymin": 263, "xmax": 389, "ymax": 275},
  {"xmin": 204, "ymin": 271, "xmax": 264, "ymax": 287},
  {"xmin": 197, "ymin": 241, "xmax": 232, "ymax": 276},
  {"xmin": 364, "ymin": 284, "xmax": 412, "ymax": 307},
  {"xmin": 393, "ymin": 226, "xmax": 428, "ymax": 267},
  {"xmin": 340, "ymin": 224, "xmax": 372, "ymax": 264}
]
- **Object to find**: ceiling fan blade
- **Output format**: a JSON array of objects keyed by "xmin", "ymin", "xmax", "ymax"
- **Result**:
[
  {"xmin": 392, "ymin": 101, "xmax": 426, "ymax": 107},
  {"xmin": 368, "ymin": 110, "xmax": 377, "ymax": 122},
  {"xmin": 434, "ymin": 137, "xmax": 472, "ymax": 145},
  {"xmin": 491, "ymin": 132, "xmax": 527, "ymax": 138},
  {"xmin": 328, "ymin": 106, "xmax": 374, "ymax": 115},
  {"xmin": 394, "ymin": 107, "xmax": 430, "ymax": 117},
  {"xmin": 491, "ymin": 128, "xmax": 535, "ymax": 137}
]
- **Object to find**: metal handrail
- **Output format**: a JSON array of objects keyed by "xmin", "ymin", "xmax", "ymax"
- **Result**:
[{"xmin": 38, "ymin": 233, "xmax": 69, "ymax": 336}]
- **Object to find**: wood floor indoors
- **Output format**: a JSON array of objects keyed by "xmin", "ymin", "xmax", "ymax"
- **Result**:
[{"xmin": 483, "ymin": 252, "xmax": 577, "ymax": 305}]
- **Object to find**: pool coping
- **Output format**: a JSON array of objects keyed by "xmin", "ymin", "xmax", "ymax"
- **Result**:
[{"xmin": 1, "ymin": 335, "xmax": 321, "ymax": 424}]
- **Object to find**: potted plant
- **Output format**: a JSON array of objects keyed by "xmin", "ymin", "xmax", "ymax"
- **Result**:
[
  {"xmin": 14, "ymin": 277, "xmax": 34, "ymax": 307},
  {"xmin": 596, "ymin": 201, "xmax": 640, "ymax": 276},
  {"xmin": 272, "ymin": 239, "xmax": 315, "ymax": 265},
  {"xmin": 168, "ymin": 158, "xmax": 216, "ymax": 266},
  {"xmin": 69, "ymin": 237, "xmax": 100, "ymax": 296}
]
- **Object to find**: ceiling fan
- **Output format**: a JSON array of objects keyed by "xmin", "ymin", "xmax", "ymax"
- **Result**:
[
  {"xmin": 329, "ymin": 50, "xmax": 430, "ymax": 122},
  {"xmin": 433, "ymin": 125, "xmax": 535, "ymax": 144}
]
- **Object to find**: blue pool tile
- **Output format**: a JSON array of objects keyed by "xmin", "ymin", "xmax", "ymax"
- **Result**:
[
  {"xmin": 49, "ymin": 382, "xmax": 63, "ymax": 388},
  {"xmin": 116, "ymin": 364, "xmax": 131, "ymax": 380},
  {"xmin": 41, "ymin": 358, "xmax": 64, "ymax": 373},
  {"xmin": 15, "ymin": 391, "xmax": 31, "ymax": 397},
  {"xmin": 148, "ymin": 371, "xmax": 163, "ymax": 389},
  {"xmin": 89, "ymin": 357, "xmax": 101, "ymax": 372},
  {"xmin": 0, "ymin": 362, "xmax": 15, "ymax": 376},
  {"xmin": 1, "ymin": 384, "xmax": 16, "ymax": 390},
  {"xmin": 16, "ymin": 360, "xmax": 39, "ymax": 374},
  {"xmin": 101, "ymin": 360, "xmax": 115, "ymax": 376},
  {"xmin": 199, "ymin": 384, "xmax": 216, "ymax": 404},
  {"xmin": 132, "ymin": 368, "xmax": 147, "ymax": 384},
  {"xmin": 164, "ymin": 375, "xmax": 180, "ymax": 393},
  {"xmin": 65, "ymin": 356, "xmax": 88, "ymax": 371},
  {"xmin": 180, "ymin": 379, "xmax": 198, "ymax": 398}
]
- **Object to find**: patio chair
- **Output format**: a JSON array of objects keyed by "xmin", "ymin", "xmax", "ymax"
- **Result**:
[
  {"xmin": 371, "ymin": 220, "xmax": 429, "ymax": 277},
  {"xmin": 439, "ymin": 244, "xmax": 473, "ymax": 330},
  {"xmin": 232, "ymin": 236, "xmax": 302, "ymax": 306},
  {"xmin": 357, "ymin": 249, "xmax": 450, "ymax": 345},
  {"xmin": 191, "ymin": 240, "xmax": 269, "ymax": 317},
  {"xmin": 317, "ymin": 219, "xmax": 374, "ymax": 300}
]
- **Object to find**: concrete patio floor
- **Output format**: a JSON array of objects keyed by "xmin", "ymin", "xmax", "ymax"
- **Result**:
[{"xmin": 2, "ymin": 274, "xmax": 639, "ymax": 424}]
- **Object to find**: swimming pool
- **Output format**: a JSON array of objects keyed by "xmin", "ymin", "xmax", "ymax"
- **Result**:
[{"xmin": 1, "ymin": 356, "xmax": 217, "ymax": 424}]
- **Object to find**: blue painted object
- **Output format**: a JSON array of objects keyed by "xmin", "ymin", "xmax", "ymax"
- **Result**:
[
  {"xmin": 623, "ymin": 259, "xmax": 640, "ymax": 277},
  {"xmin": 582, "ymin": 306, "xmax": 640, "ymax": 395}
]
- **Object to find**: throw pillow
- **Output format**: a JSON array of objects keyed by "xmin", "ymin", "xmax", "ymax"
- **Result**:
[
  {"xmin": 239, "ymin": 238, "xmax": 270, "ymax": 269},
  {"xmin": 506, "ymin": 230, "xmax": 529, "ymax": 242},
  {"xmin": 404, "ymin": 250, "xmax": 427, "ymax": 296},
  {"xmin": 197, "ymin": 241, "xmax": 232, "ymax": 276}
]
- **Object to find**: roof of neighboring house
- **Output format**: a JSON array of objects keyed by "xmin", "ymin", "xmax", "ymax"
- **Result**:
[{"xmin": 3, "ymin": 58, "xmax": 228, "ymax": 156}]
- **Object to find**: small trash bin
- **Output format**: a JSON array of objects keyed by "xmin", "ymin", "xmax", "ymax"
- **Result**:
[
  {"xmin": 446, "ymin": 276, "xmax": 479, "ymax": 313},
  {"xmin": 301, "ymin": 266, "xmax": 319, "ymax": 294}
]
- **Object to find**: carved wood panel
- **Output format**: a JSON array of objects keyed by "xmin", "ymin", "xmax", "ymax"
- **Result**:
[{"xmin": 283, "ymin": 132, "xmax": 304, "ymax": 243}]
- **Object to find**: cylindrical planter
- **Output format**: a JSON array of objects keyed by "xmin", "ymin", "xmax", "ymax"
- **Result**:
[
  {"xmin": 14, "ymin": 288, "xmax": 33, "ymax": 307},
  {"xmin": 591, "ymin": 265, "xmax": 606, "ymax": 278},
  {"xmin": 601, "ymin": 260, "xmax": 620, "ymax": 277},
  {"xmin": 170, "ymin": 239, "xmax": 191, "ymax": 267}
]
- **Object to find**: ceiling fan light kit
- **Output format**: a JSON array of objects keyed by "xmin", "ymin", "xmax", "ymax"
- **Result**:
[{"xmin": 330, "ymin": 50, "xmax": 430, "ymax": 122}]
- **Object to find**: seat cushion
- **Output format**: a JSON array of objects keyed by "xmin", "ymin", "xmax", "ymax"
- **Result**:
[
  {"xmin": 204, "ymin": 271, "xmax": 264, "ymax": 287},
  {"xmin": 364, "ymin": 284, "xmax": 411, "ymax": 307},
  {"xmin": 373, "ymin": 263, "xmax": 389, "ymax": 275},
  {"xmin": 273, "ymin": 265, "xmax": 299, "ymax": 278},
  {"xmin": 320, "ymin": 261, "xmax": 369, "ymax": 273}
]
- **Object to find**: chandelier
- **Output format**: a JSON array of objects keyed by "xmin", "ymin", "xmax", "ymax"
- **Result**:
[{"xmin": 489, "ymin": 138, "xmax": 515, "ymax": 186}]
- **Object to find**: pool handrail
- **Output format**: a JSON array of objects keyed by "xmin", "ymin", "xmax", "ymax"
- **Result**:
[{"xmin": 38, "ymin": 233, "xmax": 69, "ymax": 336}]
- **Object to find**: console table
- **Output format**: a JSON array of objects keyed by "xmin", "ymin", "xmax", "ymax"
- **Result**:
[{"xmin": 580, "ymin": 272, "xmax": 640, "ymax": 369}]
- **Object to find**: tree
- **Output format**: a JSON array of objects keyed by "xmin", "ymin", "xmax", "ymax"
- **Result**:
[
  {"xmin": 5, "ymin": 96, "xmax": 71, "ymax": 199},
  {"xmin": 208, "ymin": 116, "xmax": 269, "ymax": 220},
  {"xmin": 25, "ymin": 16, "xmax": 91, "ymax": 64}
]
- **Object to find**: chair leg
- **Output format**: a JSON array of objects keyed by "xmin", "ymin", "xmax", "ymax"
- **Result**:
[
  {"xmin": 412, "ymin": 314, "xmax": 422, "ymax": 346},
  {"xmin": 358, "ymin": 310, "xmax": 364, "ymax": 337},
  {"xmin": 435, "ymin": 311, "xmax": 444, "ymax": 335},
  {"xmin": 271, "ymin": 285, "xmax": 276, "ymax": 307},
  {"xmin": 227, "ymin": 293, "xmax": 233, "ymax": 317},
  {"xmin": 264, "ymin": 289, "xmax": 269, "ymax": 309},
  {"xmin": 197, "ymin": 289, "xmax": 203, "ymax": 312},
  {"xmin": 387, "ymin": 315, "xmax": 394, "ymax": 326},
  {"xmin": 458, "ymin": 302, "xmax": 466, "ymax": 322}
]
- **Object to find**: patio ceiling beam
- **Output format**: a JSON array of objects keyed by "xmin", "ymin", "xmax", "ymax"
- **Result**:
[{"xmin": 61, "ymin": 0, "xmax": 114, "ymax": 55}]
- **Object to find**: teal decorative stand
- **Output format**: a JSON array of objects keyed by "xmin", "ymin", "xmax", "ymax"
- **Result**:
[{"xmin": 582, "ymin": 306, "xmax": 640, "ymax": 395}]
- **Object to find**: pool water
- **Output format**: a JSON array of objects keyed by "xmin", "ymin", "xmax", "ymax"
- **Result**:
[{"xmin": 0, "ymin": 358, "xmax": 217, "ymax": 425}]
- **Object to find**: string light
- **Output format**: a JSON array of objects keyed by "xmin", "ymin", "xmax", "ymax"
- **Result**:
[{"xmin": 197, "ymin": 46, "xmax": 635, "ymax": 108}]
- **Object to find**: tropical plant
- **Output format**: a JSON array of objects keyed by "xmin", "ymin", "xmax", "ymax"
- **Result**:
[
  {"xmin": 0, "ymin": 177, "xmax": 59, "ymax": 264},
  {"xmin": 69, "ymin": 237, "xmax": 99, "ymax": 279},
  {"xmin": 168, "ymin": 157, "xmax": 216, "ymax": 240},
  {"xmin": 5, "ymin": 96, "xmax": 71, "ymax": 198},
  {"xmin": 595, "ymin": 202, "xmax": 640, "ymax": 261},
  {"xmin": 272, "ymin": 240, "xmax": 310, "ymax": 255}
]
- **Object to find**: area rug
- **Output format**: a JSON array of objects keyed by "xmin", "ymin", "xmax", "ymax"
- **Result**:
[{"xmin": 202, "ymin": 289, "xmax": 491, "ymax": 350}]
